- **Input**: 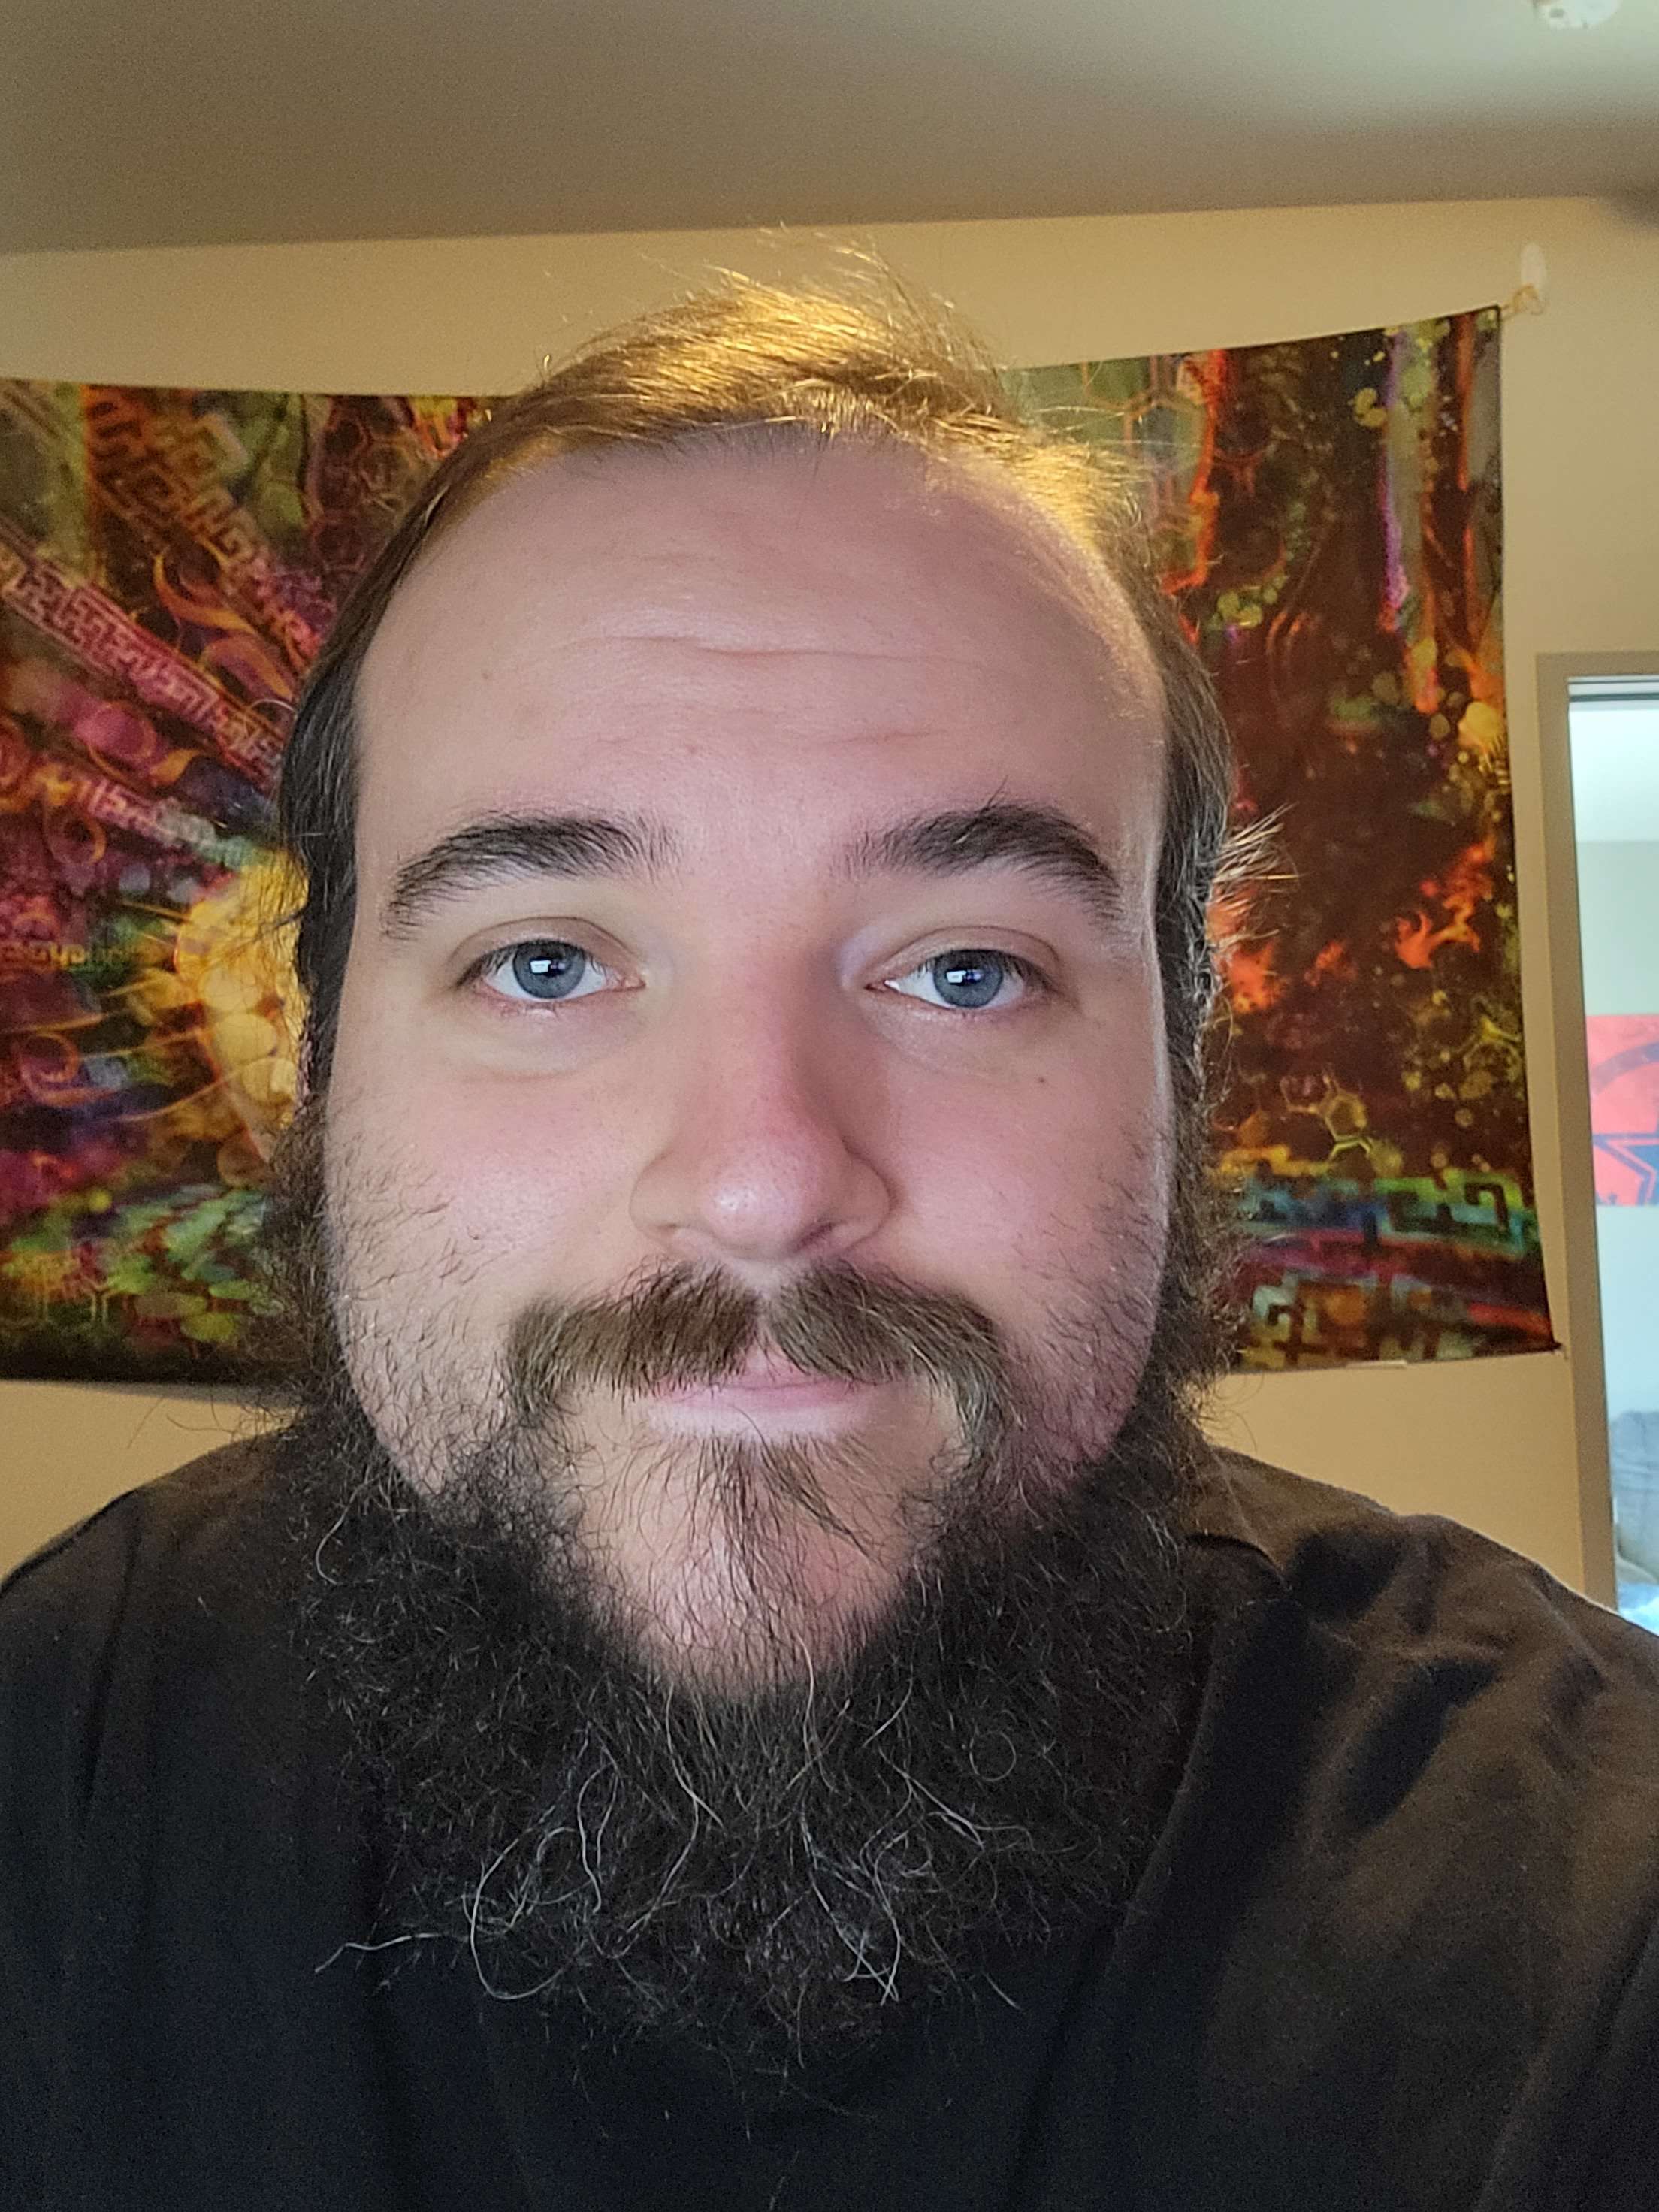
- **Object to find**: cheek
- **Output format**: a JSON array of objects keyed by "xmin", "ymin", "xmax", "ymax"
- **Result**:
[
  {"xmin": 329, "ymin": 952, "xmax": 643, "ymax": 1287},
  {"xmin": 933, "ymin": 1078, "xmax": 1171, "ymax": 1464},
  {"xmin": 326, "ymin": 1050, "xmax": 642, "ymax": 1319},
  {"xmin": 447, "ymin": 1095, "xmax": 624, "ymax": 1263},
  {"xmin": 895, "ymin": 1035, "xmax": 1172, "ymax": 1298}
]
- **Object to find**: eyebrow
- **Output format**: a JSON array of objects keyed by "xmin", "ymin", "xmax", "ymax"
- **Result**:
[
  {"xmin": 382, "ymin": 799, "xmax": 1126, "ymax": 941},
  {"xmin": 839, "ymin": 800, "xmax": 1126, "ymax": 938},
  {"xmin": 384, "ymin": 812, "xmax": 677, "ymax": 935}
]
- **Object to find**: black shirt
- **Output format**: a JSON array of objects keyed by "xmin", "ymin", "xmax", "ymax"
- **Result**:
[{"xmin": 3, "ymin": 1440, "xmax": 1657, "ymax": 2210}]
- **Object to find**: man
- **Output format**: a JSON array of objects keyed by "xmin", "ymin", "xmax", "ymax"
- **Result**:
[{"xmin": 2, "ymin": 274, "xmax": 1656, "ymax": 2211}]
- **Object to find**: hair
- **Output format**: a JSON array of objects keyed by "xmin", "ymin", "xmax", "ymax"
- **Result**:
[{"xmin": 278, "ymin": 267, "xmax": 1239, "ymax": 1102}]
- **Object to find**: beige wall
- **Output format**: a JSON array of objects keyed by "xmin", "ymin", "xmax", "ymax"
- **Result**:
[{"xmin": 4, "ymin": 196, "xmax": 1654, "ymax": 1588}]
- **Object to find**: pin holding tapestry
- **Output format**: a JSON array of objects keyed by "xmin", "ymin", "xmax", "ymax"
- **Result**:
[{"xmin": 1502, "ymin": 245, "xmax": 1549, "ymax": 321}]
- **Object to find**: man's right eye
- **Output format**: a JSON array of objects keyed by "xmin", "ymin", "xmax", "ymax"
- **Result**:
[{"xmin": 470, "ymin": 940, "xmax": 610, "ymax": 1003}]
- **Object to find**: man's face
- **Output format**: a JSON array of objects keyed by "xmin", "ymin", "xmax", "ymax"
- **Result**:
[{"xmin": 324, "ymin": 437, "xmax": 1172, "ymax": 1688}]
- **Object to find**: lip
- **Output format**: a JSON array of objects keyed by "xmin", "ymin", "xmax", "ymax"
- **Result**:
[{"xmin": 651, "ymin": 1360, "xmax": 878, "ymax": 1424}]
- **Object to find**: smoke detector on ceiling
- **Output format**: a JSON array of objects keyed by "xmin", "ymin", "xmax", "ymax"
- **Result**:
[{"xmin": 1533, "ymin": 0, "xmax": 1619, "ymax": 26}]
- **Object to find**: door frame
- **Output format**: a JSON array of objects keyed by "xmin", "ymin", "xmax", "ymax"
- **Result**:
[{"xmin": 1535, "ymin": 650, "xmax": 1659, "ymax": 1609}]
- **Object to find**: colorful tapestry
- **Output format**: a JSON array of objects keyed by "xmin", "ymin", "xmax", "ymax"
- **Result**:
[
  {"xmin": 1024, "ymin": 307, "xmax": 1546, "ymax": 1368},
  {"xmin": 1587, "ymin": 1016, "xmax": 1659, "ymax": 1205},
  {"xmin": 0, "ymin": 307, "xmax": 1549, "ymax": 1381}
]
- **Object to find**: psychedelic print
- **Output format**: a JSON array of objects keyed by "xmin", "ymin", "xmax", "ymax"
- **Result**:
[
  {"xmin": 0, "ymin": 386, "xmax": 478, "ymax": 1377},
  {"xmin": 0, "ymin": 308, "xmax": 1548, "ymax": 1379},
  {"xmin": 1024, "ymin": 307, "xmax": 1547, "ymax": 1367}
]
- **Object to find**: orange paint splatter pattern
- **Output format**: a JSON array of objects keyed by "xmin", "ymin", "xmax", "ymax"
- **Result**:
[{"xmin": 1029, "ymin": 306, "xmax": 1545, "ymax": 1366}]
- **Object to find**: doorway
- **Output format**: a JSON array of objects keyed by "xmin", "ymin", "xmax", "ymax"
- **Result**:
[{"xmin": 1567, "ymin": 675, "xmax": 1659, "ymax": 1628}]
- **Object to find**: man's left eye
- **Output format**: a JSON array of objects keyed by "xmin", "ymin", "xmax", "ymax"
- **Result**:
[{"xmin": 885, "ymin": 950, "xmax": 1047, "ymax": 1013}]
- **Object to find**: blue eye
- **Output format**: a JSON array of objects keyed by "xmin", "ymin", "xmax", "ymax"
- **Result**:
[
  {"xmin": 466, "ymin": 941, "xmax": 1045, "ymax": 1014},
  {"xmin": 478, "ymin": 939, "xmax": 602, "ymax": 1002},
  {"xmin": 890, "ymin": 950, "xmax": 1044, "ymax": 1012}
]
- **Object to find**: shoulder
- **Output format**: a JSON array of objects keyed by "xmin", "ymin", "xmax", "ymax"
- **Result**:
[
  {"xmin": 3, "ymin": 1431, "xmax": 283, "ymax": 1587},
  {"xmin": 1146, "ymin": 1451, "xmax": 1659, "ymax": 2200},
  {"xmin": 0, "ymin": 1435, "xmax": 366, "ymax": 2189},
  {"xmin": 1188, "ymin": 1446, "xmax": 1659, "ymax": 1689},
  {"xmin": 1, "ymin": 1435, "xmax": 286, "ymax": 1666},
  {"xmin": 1123, "ymin": 1451, "xmax": 1659, "ymax": 2194},
  {"xmin": 1181, "ymin": 1447, "xmax": 1659, "ymax": 1827},
  {"xmin": 0, "ymin": 1436, "xmax": 305, "ymax": 2102},
  {"xmin": 0, "ymin": 1435, "xmax": 298, "ymax": 1821}
]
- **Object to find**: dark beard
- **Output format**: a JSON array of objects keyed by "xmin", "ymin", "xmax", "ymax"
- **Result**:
[{"xmin": 258, "ymin": 1103, "xmax": 1228, "ymax": 2075}]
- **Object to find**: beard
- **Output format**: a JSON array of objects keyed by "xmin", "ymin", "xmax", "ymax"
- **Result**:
[{"xmin": 256, "ymin": 1092, "xmax": 1230, "ymax": 2075}]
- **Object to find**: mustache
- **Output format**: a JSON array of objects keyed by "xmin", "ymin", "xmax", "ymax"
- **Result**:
[{"xmin": 506, "ymin": 1260, "xmax": 1014, "ymax": 1448}]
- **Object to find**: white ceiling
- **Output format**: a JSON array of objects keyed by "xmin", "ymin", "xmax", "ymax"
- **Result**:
[{"xmin": 2, "ymin": 0, "xmax": 1657, "ymax": 255}]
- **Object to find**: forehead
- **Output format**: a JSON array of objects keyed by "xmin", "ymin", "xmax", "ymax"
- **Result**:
[{"xmin": 355, "ymin": 437, "xmax": 1165, "ymax": 865}]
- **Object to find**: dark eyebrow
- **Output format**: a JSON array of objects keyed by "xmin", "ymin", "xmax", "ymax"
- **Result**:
[
  {"xmin": 383, "ymin": 799, "xmax": 1126, "ymax": 941},
  {"xmin": 842, "ymin": 801, "xmax": 1127, "ymax": 938},
  {"xmin": 383, "ymin": 812, "xmax": 678, "ymax": 935}
]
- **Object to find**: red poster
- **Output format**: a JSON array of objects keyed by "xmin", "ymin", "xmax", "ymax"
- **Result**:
[{"xmin": 1587, "ymin": 1016, "xmax": 1659, "ymax": 1205}]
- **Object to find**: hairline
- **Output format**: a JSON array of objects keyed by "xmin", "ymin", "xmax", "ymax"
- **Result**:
[{"xmin": 378, "ymin": 419, "xmax": 1170, "ymax": 748}]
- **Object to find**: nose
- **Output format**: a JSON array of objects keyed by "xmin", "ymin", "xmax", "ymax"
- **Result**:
[{"xmin": 629, "ymin": 990, "xmax": 893, "ymax": 1279}]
